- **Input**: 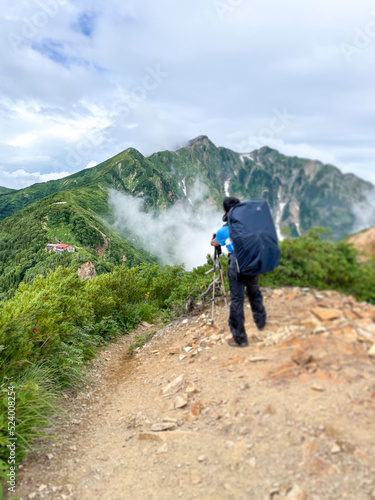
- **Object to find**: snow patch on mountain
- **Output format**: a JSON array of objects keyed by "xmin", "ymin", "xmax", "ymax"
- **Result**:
[
  {"xmin": 240, "ymin": 153, "xmax": 253, "ymax": 165},
  {"xmin": 290, "ymin": 201, "xmax": 301, "ymax": 236},
  {"xmin": 275, "ymin": 190, "xmax": 286, "ymax": 241},
  {"xmin": 224, "ymin": 179, "xmax": 230, "ymax": 196},
  {"xmin": 181, "ymin": 178, "xmax": 187, "ymax": 196}
]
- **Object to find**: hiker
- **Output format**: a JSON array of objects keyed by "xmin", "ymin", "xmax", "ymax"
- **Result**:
[{"xmin": 211, "ymin": 197, "xmax": 267, "ymax": 347}]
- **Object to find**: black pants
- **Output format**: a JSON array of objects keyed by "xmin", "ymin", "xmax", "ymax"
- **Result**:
[{"xmin": 227, "ymin": 257, "xmax": 266, "ymax": 344}]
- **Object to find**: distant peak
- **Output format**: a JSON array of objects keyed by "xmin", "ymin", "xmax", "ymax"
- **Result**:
[
  {"xmin": 187, "ymin": 135, "xmax": 216, "ymax": 148},
  {"xmin": 115, "ymin": 147, "xmax": 145, "ymax": 161},
  {"xmin": 124, "ymin": 147, "xmax": 143, "ymax": 155},
  {"xmin": 257, "ymin": 145, "xmax": 278, "ymax": 155}
]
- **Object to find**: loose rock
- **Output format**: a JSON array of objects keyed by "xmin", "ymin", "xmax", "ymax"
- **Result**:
[
  {"xmin": 331, "ymin": 443, "xmax": 341, "ymax": 454},
  {"xmin": 151, "ymin": 422, "xmax": 177, "ymax": 432},
  {"xmin": 186, "ymin": 381, "xmax": 200, "ymax": 393},
  {"xmin": 174, "ymin": 395, "xmax": 188, "ymax": 409},
  {"xmin": 159, "ymin": 375, "xmax": 184, "ymax": 396},
  {"xmin": 286, "ymin": 484, "xmax": 306, "ymax": 500},
  {"xmin": 156, "ymin": 443, "xmax": 169, "ymax": 454}
]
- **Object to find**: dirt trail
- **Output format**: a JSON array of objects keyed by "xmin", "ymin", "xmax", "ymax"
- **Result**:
[{"xmin": 13, "ymin": 288, "xmax": 375, "ymax": 500}]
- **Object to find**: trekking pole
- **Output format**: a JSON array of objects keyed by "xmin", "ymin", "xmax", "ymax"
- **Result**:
[
  {"xmin": 217, "ymin": 253, "xmax": 228, "ymax": 313},
  {"xmin": 211, "ymin": 246, "xmax": 229, "ymax": 325},
  {"xmin": 211, "ymin": 254, "xmax": 216, "ymax": 327},
  {"xmin": 207, "ymin": 246, "xmax": 228, "ymax": 326}
]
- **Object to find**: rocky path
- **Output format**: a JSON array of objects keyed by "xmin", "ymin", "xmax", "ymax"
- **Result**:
[{"xmin": 12, "ymin": 288, "xmax": 375, "ymax": 500}]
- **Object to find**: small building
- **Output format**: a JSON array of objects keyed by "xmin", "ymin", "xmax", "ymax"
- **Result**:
[
  {"xmin": 46, "ymin": 243, "xmax": 75, "ymax": 253},
  {"xmin": 46, "ymin": 244, "xmax": 58, "ymax": 251}
]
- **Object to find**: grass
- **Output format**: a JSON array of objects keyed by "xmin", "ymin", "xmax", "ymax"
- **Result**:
[
  {"xmin": 0, "ymin": 365, "xmax": 65, "ymax": 488},
  {"xmin": 127, "ymin": 330, "xmax": 158, "ymax": 354}
]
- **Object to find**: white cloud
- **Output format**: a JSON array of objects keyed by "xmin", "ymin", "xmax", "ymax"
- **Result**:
[
  {"xmin": 8, "ymin": 132, "xmax": 38, "ymax": 147},
  {"xmin": 0, "ymin": 0, "xmax": 374, "ymax": 189},
  {"xmin": 0, "ymin": 168, "xmax": 71, "ymax": 190},
  {"xmin": 85, "ymin": 160, "xmax": 97, "ymax": 168}
]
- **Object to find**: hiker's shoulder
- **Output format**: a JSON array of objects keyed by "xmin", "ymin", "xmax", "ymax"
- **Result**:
[
  {"xmin": 215, "ymin": 225, "xmax": 229, "ymax": 244},
  {"xmin": 216, "ymin": 225, "xmax": 229, "ymax": 237}
]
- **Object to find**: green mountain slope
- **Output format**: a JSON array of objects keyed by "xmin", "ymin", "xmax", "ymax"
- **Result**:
[
  {"xmin": 0, "ymin": 148, "xmax": 176, "ymax": 221},
  {"xmin": 149, "ymin": 136, "xmax": 242, "ymax": 202},
  {"xmin": 150, "ymin": 136, "xmax": 374, "ymax": 239},
  {"xmin": 0, "ymin": 185, "xmax": 157, "ymax": 301},
  {"xmin": 0, "ymin": 186, "xmax": 16, "ymax": 195},
  {"xmin": 0, "ymin": 146, "xmax": 180, "ymax": 300}
]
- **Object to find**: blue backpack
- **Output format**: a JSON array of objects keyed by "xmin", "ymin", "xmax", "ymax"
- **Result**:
[{"xmin": 228, "ymin": 200, "xmax": 280, "ymax": 276}]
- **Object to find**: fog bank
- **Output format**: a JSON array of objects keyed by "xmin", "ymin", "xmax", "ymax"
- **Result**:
[
  {"xmin": 352, "ymin": 189, "xmax": 375, "ymax": 234},
  {"xmin": 108, "ymin": 188, "xmax": 223, "ymax": 270}
]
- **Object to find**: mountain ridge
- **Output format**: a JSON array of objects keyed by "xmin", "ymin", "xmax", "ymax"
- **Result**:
[
  {"xmin": 1, "ymin": 138, "xmax": 373, "ymax": 239},
  {"xmin": 0, "ymin": 147, "xmax": 176, "ymax": 220},
  {"xmin": 0, "ymin": 137, "xmax": 374, "ymax": 300},
  {"xmin": 2, "ymin": 137, "xmax": 373, "ymax": 233},
  {"xmin": 150, "ymin": 136, "xmax": 373, "ymax": 239}
]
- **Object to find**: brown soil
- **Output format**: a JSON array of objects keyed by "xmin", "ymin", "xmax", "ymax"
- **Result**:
[
  {"xmin": 11, "ymin": 288, "xmax": 375, "ymax": 500},
  {"xmin": 348, "ymin": 226, "xmax": 375, "ymax": 260}
]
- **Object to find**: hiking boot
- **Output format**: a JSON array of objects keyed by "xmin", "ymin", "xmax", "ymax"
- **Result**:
[{"xmin": 227, "ymin": 337, "xmax": 249, "ymax": 348}]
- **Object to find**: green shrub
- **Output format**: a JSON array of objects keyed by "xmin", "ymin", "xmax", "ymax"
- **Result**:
[
  {"xmin": 0, "ymin": 268, "xmax": 92, "ymax": 383},
  {"xmin": 261, "ymin": 228, "xmax": 375, "ymax": 304},
  {"xmin": 1, "ymin": 231, "xmax": 374, "ymax": 484},
  {"xmin": 0, "ymin": 365, "xmax": 62, "ymax": 485}
]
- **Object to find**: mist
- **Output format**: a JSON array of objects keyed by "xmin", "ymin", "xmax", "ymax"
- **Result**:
[
  {"xmin": 108, "ymin": 186, "xmax": 224, "ymax": 270},
  {"xmin": 351, "ymin": 188, "xmax": 375, "ymax": 234}
]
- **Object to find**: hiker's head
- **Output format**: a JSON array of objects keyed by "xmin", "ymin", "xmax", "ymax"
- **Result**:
[
  {"xmin": 223, "ymin": 197, "xmax": 240, "ymax": 213},
  {"xmin": 222, "ymin": 197, "xmax": 240, "ymax": 221}
]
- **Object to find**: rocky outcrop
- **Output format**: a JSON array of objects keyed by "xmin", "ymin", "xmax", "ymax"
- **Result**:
[{"xmin": 77, "ymin": 261, "xmax": 97, "ymax": 280}]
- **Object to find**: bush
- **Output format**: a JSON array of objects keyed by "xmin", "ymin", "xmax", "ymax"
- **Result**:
[
  {"xmin": 0, "ymin": 269, "xmax": 92, "ymax": 383},
  {"xmin": 261, "ymin": 228, "xmax": 375, "ymax": 304},
  {"xmin": 0, "ymin": 366, "xmax": 62, "ymax": 489}
]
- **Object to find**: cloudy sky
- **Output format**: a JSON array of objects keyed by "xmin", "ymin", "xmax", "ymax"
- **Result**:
[{"xmin": 1, "ymin": 0, "xmax": 374, "ymax": 189}]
